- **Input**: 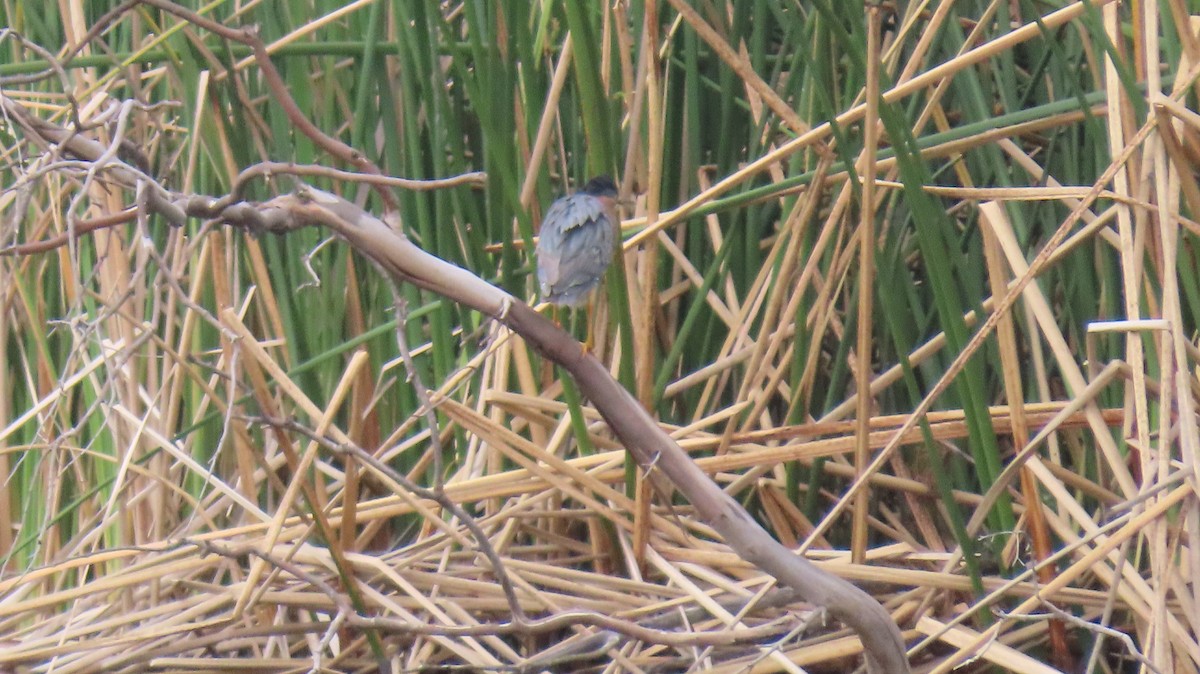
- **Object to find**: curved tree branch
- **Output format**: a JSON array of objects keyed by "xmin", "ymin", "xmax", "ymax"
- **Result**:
[
  {"xmin": 269, "ymin": 186, "xmax": 910, "ymax": 674},
  {"xmin": 0, "ymin": 78, "xmax": 909, "ymax": 674}
]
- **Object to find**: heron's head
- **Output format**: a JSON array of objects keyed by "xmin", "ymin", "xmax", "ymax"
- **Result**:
[{"xmin": 581, "ymin": 175, "xmax": 618, "ymax": 199}]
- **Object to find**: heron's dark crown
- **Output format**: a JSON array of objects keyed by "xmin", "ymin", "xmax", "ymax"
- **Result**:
[{"xmin": 580, "ymin": 175, "xmax": 618, "ymax": 198}]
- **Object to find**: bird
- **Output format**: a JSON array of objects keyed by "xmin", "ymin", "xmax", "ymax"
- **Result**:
[{"xmin": 536, "ymin": 175, "xmax": 619, "ymax": 307}]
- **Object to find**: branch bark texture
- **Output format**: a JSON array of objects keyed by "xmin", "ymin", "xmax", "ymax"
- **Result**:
[
  {"xmin": 285, "ymin": 187, "xmax": 911, "ymax": 674},
  {"xmin": 1, "ymin": 83, "xmax": 908, "ymax": 671}
]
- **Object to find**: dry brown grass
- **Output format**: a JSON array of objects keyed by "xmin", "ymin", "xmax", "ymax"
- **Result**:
[{"xmin": 1, "ymin": 1, "xmax": 1198, "ymax": 672}]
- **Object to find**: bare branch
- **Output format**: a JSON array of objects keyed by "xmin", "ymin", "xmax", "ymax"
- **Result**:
[
  {"xmin": 0, "ymin": 28, "xmax": 909, "ymax": 673},
  {"xmin": 136, "ymin": 0, "xmax": 401, "ymax": 213},
  {"xmin": 266, "ymin": 186, "xmax": 910, "ymax": 674}
]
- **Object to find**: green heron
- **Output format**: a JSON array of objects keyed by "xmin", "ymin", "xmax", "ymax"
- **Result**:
[{"xmin": 536, "ymin": 175, "xmax": 619, "ymax": 307}]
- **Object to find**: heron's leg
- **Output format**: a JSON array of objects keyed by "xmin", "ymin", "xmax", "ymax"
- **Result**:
[{"xmin": 583, "ymin": 294, "xmax": 596, "ymax": 355}]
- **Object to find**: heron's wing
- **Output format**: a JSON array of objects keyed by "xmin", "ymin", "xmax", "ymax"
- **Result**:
[{"xmin": 536, "ymin": 194, "xmax": 615, "ymax": 293}]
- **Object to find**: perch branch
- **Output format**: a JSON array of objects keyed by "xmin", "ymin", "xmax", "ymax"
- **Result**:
[
  {"xmin": 270, "ymin": 186, "xmax": 910, "ymax": 674},
  {"xmin": 0, "ymin": 57, "xmax": 909, "ymax": 674}
]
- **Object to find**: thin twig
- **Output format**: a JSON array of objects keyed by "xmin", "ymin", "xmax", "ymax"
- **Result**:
[
  {"xmin": 136, "ymin": 0, "xmax": 400, "ymax": 212},
  {"xmin": 389, "ymin": 292, "xmax": 446, "ymax": 491}
]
